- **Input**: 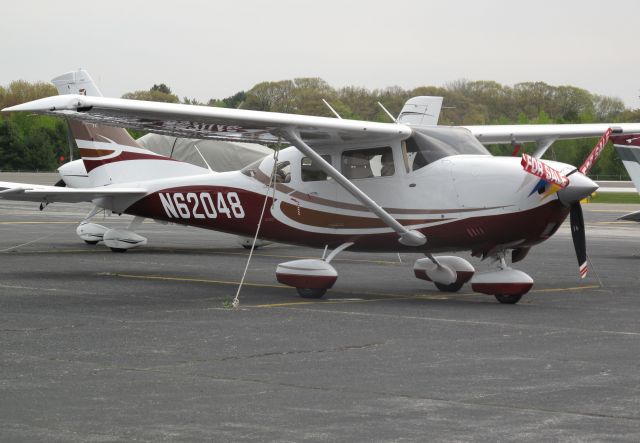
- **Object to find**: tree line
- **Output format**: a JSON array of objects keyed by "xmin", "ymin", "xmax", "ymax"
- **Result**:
[{"xmin": 1, "ymin": 77, "xmax": 639, "ymax": 177}]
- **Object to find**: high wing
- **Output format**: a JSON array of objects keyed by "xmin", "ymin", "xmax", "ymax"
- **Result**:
[
  {"xmin": 3, "ymin": 95, "xmax": 411, "ymax": 148},
  {"xmin": 2, "ymin": 95, "xmax": 426, "ymax": 246},
  {"xmin": 463, "ymin": 123, "xmax": 640, "ymax": 158},
  {"xmin": 463, "ymin": 123, "xmax": 640, "ymax": 144},
  {"xmin": 0, "ymin": 181, "xmax": 147, "ymax": 204}
]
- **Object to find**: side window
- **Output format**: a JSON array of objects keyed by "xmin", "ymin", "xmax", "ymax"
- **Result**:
[
  {"xmin": 275, "ymin": 161, "xmax": 291, "ymax": 183},
  {"xmin": 342, "ymin": 147, "xmax": 394, "ymax": 179},
  {"xmin": 301, "ymin": 155, "xmax": 332, "ymax": 182}
]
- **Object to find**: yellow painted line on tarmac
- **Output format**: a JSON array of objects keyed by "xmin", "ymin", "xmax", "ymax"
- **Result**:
[
  {"xmin": 529, "ymin": 284, "xmax": 601, "ymax": 293},
  {"xmin": 100, "ymin": 272, "xmax": 290, "ymax": 289},
  {"xmin": 587, "ymin": 209, "xmax": 639, "ymax": 215},
  {"xmin": 101, "ymin": 272, "xmax": 602, "ymax": 308}
]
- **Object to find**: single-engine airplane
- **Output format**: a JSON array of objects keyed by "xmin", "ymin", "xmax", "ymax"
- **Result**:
[{"xmin": 2, "ymin": 70, "xmax": 640, "ymax": 304}]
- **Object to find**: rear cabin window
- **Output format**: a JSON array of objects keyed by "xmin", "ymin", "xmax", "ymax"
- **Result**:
[
  {"xmin": 342, "ymin": 147, "xmax": 394, "ymax": 179},
  {"xmin": 301, "ymin": 155, "xmax": 332, "ymax": 182}
]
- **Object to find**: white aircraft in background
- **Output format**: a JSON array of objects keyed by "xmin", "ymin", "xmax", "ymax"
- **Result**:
[
  {"xmin": 613, "ymin": 134, "xmax": 640, "ymax": 221},
  {"xmin": 2, "ymin": 69, "xmax": 640, "ymax": 304}
]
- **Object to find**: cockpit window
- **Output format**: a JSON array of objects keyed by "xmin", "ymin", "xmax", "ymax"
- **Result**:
[
  {"xmin": 402, "ymin": 127, "xmax": 490, "ymax": 172},
  {"xmin": 342, "ymin": 147, "xmax": 394, "ymax": 179},
  {"xmin": 301, "ymin": 155, "xmax": 332, "ymax": 182}
]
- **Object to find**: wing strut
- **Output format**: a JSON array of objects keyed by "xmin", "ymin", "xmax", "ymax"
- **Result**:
[{"xmin": 282, "ymin": 129, "xmax": 426, "ymax": 247}]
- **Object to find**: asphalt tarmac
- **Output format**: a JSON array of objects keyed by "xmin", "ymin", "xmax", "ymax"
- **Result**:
[{"xmin": 1, "ymin": 199, "xmax": 640, "ymax": 442}]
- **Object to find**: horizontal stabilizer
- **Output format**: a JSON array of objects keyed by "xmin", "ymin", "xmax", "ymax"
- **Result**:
[{"xmin": 0, "ymin": 181, "xmax": 146, "ymax": 204}]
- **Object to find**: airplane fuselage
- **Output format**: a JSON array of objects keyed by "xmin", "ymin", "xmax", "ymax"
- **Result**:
[{"xmin": 118, "ymin": 147, "xmax": 570, "ymax": 256}]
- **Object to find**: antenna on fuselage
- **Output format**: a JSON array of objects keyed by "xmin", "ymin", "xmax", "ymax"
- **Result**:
[
  {"xmin": 377, "ymin": 102, "xmax": 397, "ymax": 123},
  {"xmin": 322, "ymin": 99, "xmax": 342, "ymax": 119}
]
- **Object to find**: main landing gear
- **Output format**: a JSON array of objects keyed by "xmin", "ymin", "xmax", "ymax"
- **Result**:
[
  {"xmin": 276, "ymin": 243, "xmax": 353, "ymax": 299},
  {"xmin": 413, "ymin": 252, "xmax": 533, "ymax": 304},
  {"xmin": 76, "ymin": 208, "xmax": 147, "ymax": 252}
]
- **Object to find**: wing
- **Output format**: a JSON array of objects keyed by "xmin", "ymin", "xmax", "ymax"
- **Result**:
[
  {"xmin": 463, "ymin": 123, "xmax": 640, "ymax": 144},
  {"xmin": 463, "ymin": 123, "xmax": 640, "ymax": 158},
  {"xmin": 2, "ymin": 95, "xmax": 411, "ymax": 148},
  {"xmin": 0, "ymin": 181, "xmax": 147, "ymax": 203}
]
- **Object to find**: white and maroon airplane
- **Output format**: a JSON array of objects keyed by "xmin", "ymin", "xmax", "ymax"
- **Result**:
[{"xmin": 2, "ymin": 70, "xmax": 640, "ymax": 303}]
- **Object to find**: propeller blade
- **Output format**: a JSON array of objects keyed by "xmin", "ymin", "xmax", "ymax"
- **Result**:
[
  {"xmin": 579, "ymin": 128, "xmax": 612, "ymax": 175},
  {"xmin": 570, "ymin": 202, "xmax": 588, "ymax": 278}
]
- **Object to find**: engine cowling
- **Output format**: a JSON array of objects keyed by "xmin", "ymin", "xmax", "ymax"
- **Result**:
[{"xmin": 58, "ymin": 159, "xmax": 90, "ymax": 188}]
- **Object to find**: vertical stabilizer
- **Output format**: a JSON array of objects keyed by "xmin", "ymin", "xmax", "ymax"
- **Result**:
[
  {"xmin": 51, "ymin": 70, "xmax": 207, "ymax": 186},
  {"xmin": 612, "ymin": 134, "xmax": 640, "ymax": 193},
  {"xmin": 397, "ymin": 96, "xmax": 444, "ymax": 126},
  {"xmin": 51, "ymin": 69, "xmax": 103, "ymax": 97}
]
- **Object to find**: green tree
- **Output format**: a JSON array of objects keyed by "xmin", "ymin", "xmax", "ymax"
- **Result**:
[{"xmin": 122, "ymin": 86, "xmax": 179, "ymax": 103}]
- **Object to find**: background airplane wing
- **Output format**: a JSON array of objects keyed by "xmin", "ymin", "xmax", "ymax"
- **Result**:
[
  {"xmin": 462, "ymin": 123, "xmax": 640, "ymax": 144},
  {"xmin": 0, "ymin": 181, "xmax": 147, "ymax": 203},
  {"xmin": 618, "ymin": 210, "xmax": 640, "ymax": 222},
  {"xmin": 2, "ymin": 95, "xmax": 412, "ymax": 148}
]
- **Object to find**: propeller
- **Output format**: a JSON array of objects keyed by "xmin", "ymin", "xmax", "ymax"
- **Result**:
[
  {"xmin": 569, "ymin": 202, "xmax": 588, "ymax": 278},
  {"xmin": 520, "ymin": 129, "xmax": 613, "ymax": 279}
]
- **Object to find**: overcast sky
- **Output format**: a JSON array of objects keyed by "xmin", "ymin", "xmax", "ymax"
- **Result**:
[{"xmin": 2, "ymin": 0, "xmax": 639, "ymax": 109}]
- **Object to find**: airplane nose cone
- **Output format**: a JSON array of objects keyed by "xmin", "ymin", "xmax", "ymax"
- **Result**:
[{"xmin": 557, "ymin": 172, "xmax": 598, "ymax": 205}]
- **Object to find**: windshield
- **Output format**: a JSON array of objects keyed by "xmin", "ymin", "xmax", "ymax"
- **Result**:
[{"xmin": 404, "ymin": 127, "xmax": 490, "ymax": 172}]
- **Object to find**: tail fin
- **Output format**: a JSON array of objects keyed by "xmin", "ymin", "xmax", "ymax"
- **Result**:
[
  {"xmin": 51, "ymin": 69, "xmax": 104, "ymax": 97},
  {"xmin": 612, "ymin": 134, "xmax": 640, "ymax": 194},
  {"xmin": 51, "ymin": 69, "xmax": 207, "ymax": 186},
  {"xmin": 397, "ymin": 96, "xmax": 444, "ymax": 126}
]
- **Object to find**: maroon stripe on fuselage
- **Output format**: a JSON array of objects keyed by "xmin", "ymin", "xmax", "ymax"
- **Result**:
[
  {"xmin": 83, "ymin": 151, "xmax": 179, "ymax": 172},
  {"xmin": 124, "ymin": 185, "xmax": 570, "ymax": 254}
]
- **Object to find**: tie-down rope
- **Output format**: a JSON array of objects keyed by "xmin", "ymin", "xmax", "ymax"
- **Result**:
[{"xmin": 232, "ymin": 147, "xmax": 280, "ymax": 308}]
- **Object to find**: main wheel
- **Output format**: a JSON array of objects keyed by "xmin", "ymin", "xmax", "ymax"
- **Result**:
[
  {"xmin": 434, "ymin": 281, "xmax": 464, "ymax": 292},
  {"xmin": 84, "ymin": 240, "xmax": 99, "ymax": 245},
  {"xmin": 296, "ymin": 288, "xmax": 327, "ymax": 299},
  {"xmin": 110, "ymin": 247, "xmax": 128, "ymax": 253},
  {"xmin": 242, "ymin": 244, "xmax": 260, "ymax": 250},
  {"xmin": 494, "ymin": 294, "xmax": 523, "ymax": 304}
]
